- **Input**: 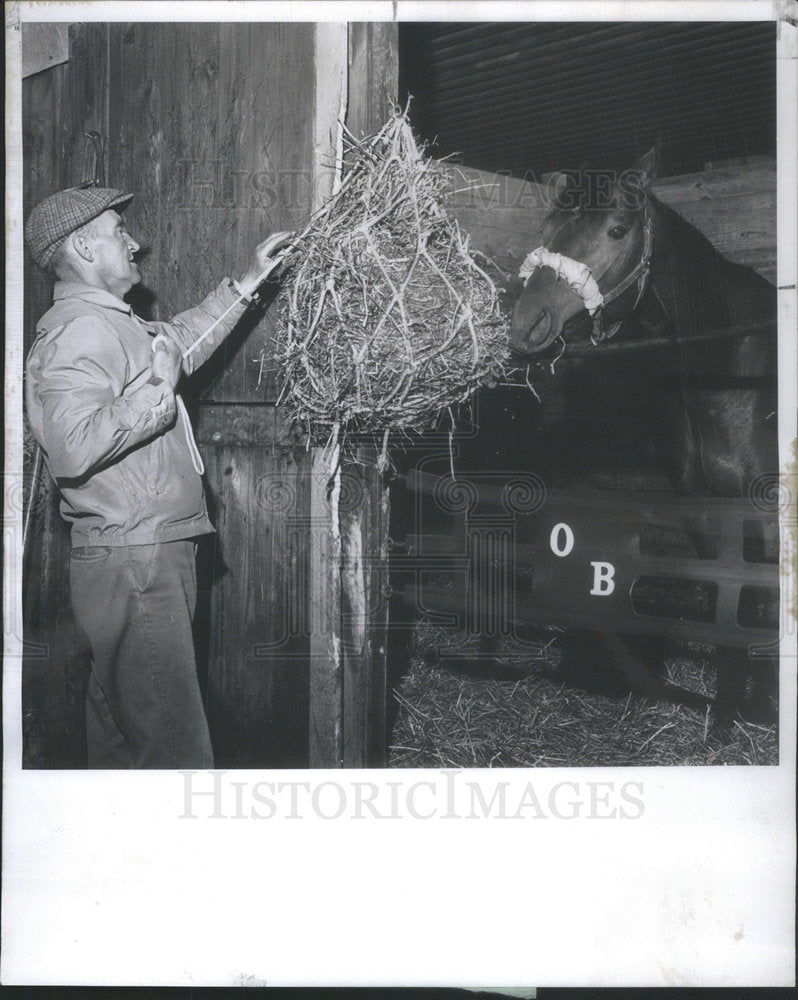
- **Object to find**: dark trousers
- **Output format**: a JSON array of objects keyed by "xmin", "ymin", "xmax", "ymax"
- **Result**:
[{"xmin": 69, "ymin": 539, "xmax": 214, "ymax": 769}]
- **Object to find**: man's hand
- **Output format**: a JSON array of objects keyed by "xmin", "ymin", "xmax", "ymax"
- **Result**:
[
  {"xmin": 237, "ymin": 230, "xmax": 295, "ymax": 297},
  {"xmin": 150, "ymin": 335, "xmax": 183, "ymax": 390}
]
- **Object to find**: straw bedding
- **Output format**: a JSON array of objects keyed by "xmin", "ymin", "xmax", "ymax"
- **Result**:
[
  {"xmin": 274, "ymin": 110, "xmax": 509, "ymax": 451},
  {"xmin": 388, "ymin": 624, "xmax": 778, "ymax": 767}
]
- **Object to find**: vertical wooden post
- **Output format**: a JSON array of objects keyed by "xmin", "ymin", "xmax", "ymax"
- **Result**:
[
  {"xmin": 307, "ymin": 24, "xmax": 349, "ymax": 767},
  {"xmin": 308, "ymin": 447, "xmax": 344, "ymax": 766},
  {"xmin": 340, "ymin": 24, "xmax": 398, "ymax": 766},
  {"xmin": 307, "ymin": 23, "xmax": 398, "ymax": 767}
]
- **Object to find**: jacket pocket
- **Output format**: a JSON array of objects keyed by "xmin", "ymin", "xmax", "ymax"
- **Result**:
[{"xmin": 70, "ymin": 545, "xmax": 113, "ymax": 564}]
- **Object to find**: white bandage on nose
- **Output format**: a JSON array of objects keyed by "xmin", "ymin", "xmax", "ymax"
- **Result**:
[{"xmin": 518, "ymin": 247, "xmax": 604, "ymax": 315}]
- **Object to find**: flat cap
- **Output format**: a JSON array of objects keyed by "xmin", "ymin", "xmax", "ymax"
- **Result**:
[{"xmin": 25, "ymin": 186, "xmax": 134, "ymax": 269}]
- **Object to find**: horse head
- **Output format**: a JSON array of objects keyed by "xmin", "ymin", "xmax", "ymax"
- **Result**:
[{"xmin": 510, "ymin": 148, "xmax": 659, "ymax": 357}]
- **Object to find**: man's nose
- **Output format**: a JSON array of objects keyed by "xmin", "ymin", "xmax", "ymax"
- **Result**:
[{"xmin": 128, "ymin": 236, "xmax": 140, "ymax": 252}]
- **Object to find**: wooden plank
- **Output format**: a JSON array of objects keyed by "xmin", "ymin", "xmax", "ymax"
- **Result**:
[
  {"xmin": 307, "ymin": 22, "xmax": 349, "ymax": 768},
  {"xmin": 22, "ymin": 26, "xmax": 112, "ymax": 767},
  {"xmin": 339, "ymin": 449, "xmax": 391, "ymax": 766},
  {"xmin": 652, "ymin": 161, "xmax": 777, "ymax": 202},
  {"xmin": 65, "ymin": 23, "xmax": 109, "ymax": 187},
  {"xmin": 194, "ymin": 403, "xmax": 296, "ymax": 449},
  {"xmin": 337, "ymin": 23, "xmax": 398, "ymax": 767},
  {"xmin": 441, "ymin": 160, "xmax": 776, "ymax": 282},
  {"xmin": 308, "ymin": 449, "xmax": 344, "ymax": 767},
  {"xmin": 347, "ymin": 23, "xmax": 399, "ymax": 143},
  {"xmin": 21, "ymin": 23, "xmax": 69, "ymax": 79},
  {"xmin": 201, "ymin": 436, "xmax": 312, "ymax": 766},
  {"xmin": 23, "ymin": 63, "xmax": 69, "ymax": 354},
  {"xmin": 108, "ymin": 22, "xmax": 166, "ymax": 316},
  {"xmin": 198, "ymin": 23, "xmax": 317, "ymax": 402}
]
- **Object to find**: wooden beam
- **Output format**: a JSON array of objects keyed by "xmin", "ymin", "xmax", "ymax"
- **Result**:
[
  {"xmin": 21, "ymin": 23, "xmax": 69, "ymax": 79},
  {"xmin": 307, "ymin": 23, "xmax": 398, "ymax": 767},
  {"xmin": 339, "ymin": 22, "xmax": 397, "ymax": 767},
  {"xmin": 347, "ymin": 23, "xmax": 399, "ymax": 143},
  {"xmin": 441, "ymin": 160, "xmax": 776, "ymax": 285},
  {"xmin": 307, "ymin": 23, "xmax": 349, "ymax": 768}
]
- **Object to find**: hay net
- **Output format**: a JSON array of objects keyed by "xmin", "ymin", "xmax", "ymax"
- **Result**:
[{"xmin": 273, "ymin": 109, "xmax": 509, "ymax": 451}]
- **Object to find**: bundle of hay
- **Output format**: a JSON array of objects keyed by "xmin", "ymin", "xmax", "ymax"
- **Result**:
[{"xmin": 273, "ymin": 110, "xmax": 509, "ymax": 452}]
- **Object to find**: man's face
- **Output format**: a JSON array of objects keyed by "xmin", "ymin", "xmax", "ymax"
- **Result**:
[{"xmin": 85, "ymin": 210, "xmax": 141, "ymax": 298}]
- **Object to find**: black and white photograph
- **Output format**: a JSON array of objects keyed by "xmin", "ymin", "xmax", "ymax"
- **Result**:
[{"xmin": 3, "ymin": 0, "xmax": 796, "ymax": 989}]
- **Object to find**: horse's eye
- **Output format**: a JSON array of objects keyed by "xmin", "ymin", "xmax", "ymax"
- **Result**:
[{"xmin": 608, "ymin": 226, "xmax": 629, "ymax": 240}]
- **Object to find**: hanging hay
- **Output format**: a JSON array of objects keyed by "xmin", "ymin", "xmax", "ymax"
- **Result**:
[{"xmin": 272, "ymin": 109, "xmax": 510, "ymax": 453}]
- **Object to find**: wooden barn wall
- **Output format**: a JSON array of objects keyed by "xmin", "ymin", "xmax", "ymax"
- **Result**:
[
  {"xmin": 22, "ymin": 29, "xmax": 115, "ymax": 766},
  {"xmin": 443, "ymin": 160, "xmax": 777, "ymax": 287},
  {"xmin": 107, "ymin": 22, "xmax": 319, "ymax": 767},
  {"xmin": 22, "ymin": 60, "xmax": 80, "ymax": 767},
  {"xmin": 22, "ymin": 22, "xmax": 397, "ymax": 768}
]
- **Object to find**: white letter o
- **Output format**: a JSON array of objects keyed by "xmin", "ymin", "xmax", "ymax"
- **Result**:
[{"xmin": 550, "ymin": 522, "xmax": 574, "ymax": 557}]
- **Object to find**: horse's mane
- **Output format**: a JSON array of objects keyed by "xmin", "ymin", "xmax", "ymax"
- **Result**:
[{"xmin": 644, "ymin": 190, "xmax": 775, "ymax": 335}]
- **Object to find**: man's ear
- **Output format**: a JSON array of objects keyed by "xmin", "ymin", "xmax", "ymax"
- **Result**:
[{"xmin": 70, "ymin": 232, "xmax": 94, "ymax": 263}]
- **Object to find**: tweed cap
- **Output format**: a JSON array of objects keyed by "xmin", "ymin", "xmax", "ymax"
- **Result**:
[{"xmin": 25, "ymin": 186, "xmax": 134, "ymax": 269}]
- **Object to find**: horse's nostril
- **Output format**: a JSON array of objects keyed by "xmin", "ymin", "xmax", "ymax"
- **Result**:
[{"xmin": 530, "ymin": 309, "xmax": 550, "ymax": 340}]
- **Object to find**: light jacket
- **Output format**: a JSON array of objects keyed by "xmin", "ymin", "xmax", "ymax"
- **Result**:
[{"xmin": 26, "ymin": 278, "xmax": 252, "ymax": 546}]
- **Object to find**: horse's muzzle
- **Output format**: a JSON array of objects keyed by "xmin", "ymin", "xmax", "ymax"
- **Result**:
[{"xmin": 510, "ymin": 307, "xmax": 554, "ymax": 355}]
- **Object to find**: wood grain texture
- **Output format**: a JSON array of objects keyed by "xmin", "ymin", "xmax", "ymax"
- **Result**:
[
  {"xmin": 65, "ymin": 23, "xmax": 109, "ymax": 187},
  {"xmin": 337, "ymin": 23, "xmax": 397, "ymax": 767},
  {"xmin": 200, "ymin": 440, "xmax": 312, "ymax": 767},
  {"xmin": 347, "ymin": 23, "xmax": 400, "ymax": 144},
  {"xmin": 307, "ymin": 24, "xmax": 397, "ymax": 767},
  {"xmin": 339, "ymin": 449, "xmax": 390, "ymax": 766},
  {"xmin": 206, "ymin": 22, "xmax": 317, "ymax": 403},
  {"xmin": 22, "ymin": 29, "xmax": 108, "ymax": 767},
  {"xmin": 106, "ymin": 23, "xmax": 322, "ymax": 765},
  {"xmin": 308, "ymin": 449, "xmax": 344, "ymax": 767},
  {"xmin": 442, "ymin": 160, "xmax": 777, "ymax": 284},
  {"xmin": 306, "ymin": 24, "xmax": 349, "ymax": 768}
]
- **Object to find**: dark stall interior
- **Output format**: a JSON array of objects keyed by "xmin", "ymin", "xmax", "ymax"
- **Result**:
[
  {"xmin": 394, "ymin": 20, "xmax": 777, "ymax": 482},
  {"xmin": 399, "ymin": 21, "xmax": 776, "ymax": 179}
]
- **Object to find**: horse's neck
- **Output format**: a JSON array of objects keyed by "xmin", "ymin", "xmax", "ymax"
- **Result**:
[{"xmin": 647, "ymin": 193, "xmax": 773, "ymax": 335}]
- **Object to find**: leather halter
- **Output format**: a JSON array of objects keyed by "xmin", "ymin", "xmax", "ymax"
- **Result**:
[
  {"xmin": 590, "ymin": 200, "xmax": 654, "ymax": 344},
  {"xmin": 522, "ymin": 198, "xmax": 655, "ymax": 346}
]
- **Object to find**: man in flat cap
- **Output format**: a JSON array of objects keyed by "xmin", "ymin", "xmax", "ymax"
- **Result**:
[{"xmin": 25, "ymin": 186, "xmax": 291, "ymax": 769}]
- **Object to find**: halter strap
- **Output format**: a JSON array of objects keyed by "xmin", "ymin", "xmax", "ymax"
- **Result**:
[
  {"xmin": 600, "ymin": 205, "xmax": 653, "ymax": 309},
  {"xmin": 519, "ymin": 199, "xmax": 654, "ymax": 346},
  {"xmin": 590, "ymin": 201, "xmax": 653, "ymax": 343}
]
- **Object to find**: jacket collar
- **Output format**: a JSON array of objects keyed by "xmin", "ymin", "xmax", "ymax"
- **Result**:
[{"xmin": 52, "ymin": 281, "xmax": 133, "ymax": 315}]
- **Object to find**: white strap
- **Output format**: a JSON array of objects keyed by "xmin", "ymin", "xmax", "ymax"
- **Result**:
[
  {"xmin": 176, "ymin": 394, "xmax": 205, "ymax": 476},
  {"xmin": 150, "ymin": 332, "xmax": 204, "ymax": 476},
  {"xmin": 182, "ymin": 255, "xmax": 287, "ymax": 360}
]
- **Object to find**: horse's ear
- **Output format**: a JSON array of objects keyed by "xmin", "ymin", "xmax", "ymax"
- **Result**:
[
  {"xmin": 631, "ymin": 146, "xmax": 661, "ymax": 188},
  {"xmin": 546, "ymin": 170, "xmax": 580, "ymax": 209}
]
